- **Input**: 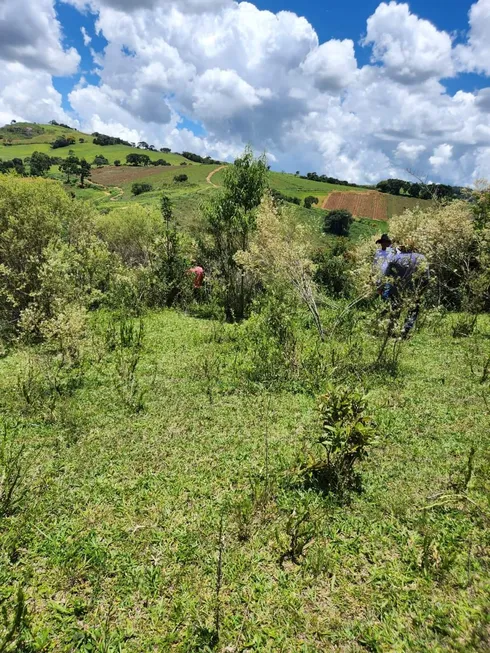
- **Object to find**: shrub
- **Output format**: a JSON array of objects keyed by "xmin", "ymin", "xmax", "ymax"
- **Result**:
[
  {"xmin": 96, "ymin": 205, "xmax": 162, "ymax": 266},
  {"xmin": 173, "ymin": 174, "xmax": 188, "ymax": 183},
  {"xmin": 51, "ymin": 136, "xmax": 76, "ymax": 149},
  {"xmin": 236, "ymin": 194, "xmax": 325, "ymax": 340},
  {"xmin": 304, "ymin": 196, "xmax": 319, "ymax": 209},
  {"xmin": 304, "ymin": 385, "xmax": 376, "ymax": 495},
  {"xmin": 131, "ymin": 182, "xmax": 153, "ymax": 196},
  {"xmin": 0, "ymin": 176, "xmax": 116, "ymax": 339},
  {"xmin": 388, "ymin": 200, "xmax": 487, "ymax": 310},
  {"xmin": 0, "ymin": 423, "xmax": 28, "ymax": 518},
  {"xmin": 114, "ymin": 159, "xmax": 121, "ymax": 167},
  {"xmin": 324, "ymin": 209, "xmax": 354, "ymax": 236},
  {"xmin": 93, "ymin": 155, "xmax": 109, "ymax": 167},
  {"xmin": 313, "ymin": 239, "xmax": 353, "ymax": 298},
  {"xmin": 201, "ymin": 146, "xmax": 269, "ymax": 321}
]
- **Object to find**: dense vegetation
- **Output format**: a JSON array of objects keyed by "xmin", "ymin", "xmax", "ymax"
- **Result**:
[
  {"xmin": 0, "ymin": 146, "xmax": 489, "ymax": 650},
  {"xmin": 92, "ymin": 132, "xmax": 133, "ymax": 147},
  {"xmin": 376, "ymin": 178, "xmax": 464, "ymax": 200}
]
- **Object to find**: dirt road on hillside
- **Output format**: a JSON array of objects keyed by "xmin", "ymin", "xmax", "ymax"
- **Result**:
[{"xmin": 207, "ymin": 165, "xmax": 226, "ymax": 187}]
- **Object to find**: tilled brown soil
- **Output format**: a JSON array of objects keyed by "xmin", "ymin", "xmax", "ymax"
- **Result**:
[{"xmin": 323, "ymin": 191, "xmax": 388, "ymax": 221}]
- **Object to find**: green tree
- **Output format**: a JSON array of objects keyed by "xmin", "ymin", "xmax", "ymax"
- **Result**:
[
  {"xmin": 126, "ymin": 153, "xmax": 150, "ymax": 166},
  {"xmin": 79, "ymin": 159, "xmax": 91, "ymax": 187},
  {"xmin": 304, "ymin": 196, "xmax": 319, "ymax": 209},
  {"xmin": 59, "ymin": 155, "xmax": 80, "ymax": 182},
  {"xmin": 202, "ymin": 146, "xmax": 268, "ymax": 320},
  {"xmin": 131, "ymin": 183, "xmax": 153, "ymax": 196},
  {"xmin": 114, "ymin": 159, "xmax": 121, "ymax": 167},
  {"xmin": 324, "ymin": 209, "xmax": 354, "ymax": 237},
  {"xmin": 153, "ymin": 193, "xmax": 190, "ymax": 307},
  {"xmin": 93, "ymin": 155, "xmax": 109, "ymax": 167},
  {"xmin": 30, "ymin": 151, "xmax": 52, "ymax": 177}
]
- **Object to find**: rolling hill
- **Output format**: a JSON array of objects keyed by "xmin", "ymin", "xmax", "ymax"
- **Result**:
[{"xmin": 0, "ymin": 122, "xmax": 428, "ymax": 226}]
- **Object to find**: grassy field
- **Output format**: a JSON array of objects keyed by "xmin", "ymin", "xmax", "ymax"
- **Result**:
[
  {"xmin": 0, "ymin": 307, "xmax": 488, "ymax": 651},
  {"xmin": 387, "ymin": 193, "xmax": 433, "ymax": 219},
  {"xmin": 0, "ymin": 123, "xmax": 192, "ymax": 167}
]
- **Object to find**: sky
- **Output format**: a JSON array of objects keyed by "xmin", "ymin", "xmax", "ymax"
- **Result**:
[{"xmin": 1, "ymin": 0, "xmax": 490, "ymax": 185}]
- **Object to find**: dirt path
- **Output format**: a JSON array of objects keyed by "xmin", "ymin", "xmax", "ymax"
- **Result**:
[
  {"xmin": 86, "ymin": 179, "xmax": 124, "ymax": 201},
  {"xmin": 207, "ymin": 165, "xmax": 226, "ymax": 188}
]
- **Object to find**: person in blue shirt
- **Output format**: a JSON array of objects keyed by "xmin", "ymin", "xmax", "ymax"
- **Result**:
[{"xmin": 377, "ymin": 244, "xmax": 429, "ymax": 338}]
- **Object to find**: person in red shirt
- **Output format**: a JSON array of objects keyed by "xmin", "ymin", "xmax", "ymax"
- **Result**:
[
  {"xmin": 188, "ymin": 264, "xmax": 205, "ymax": 300},
  {"xmin": 188, "ymin": 265, "xmax": 204, "ymax": 288}
]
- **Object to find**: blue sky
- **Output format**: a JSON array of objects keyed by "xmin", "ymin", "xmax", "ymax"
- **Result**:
[
  {"xmin": 54, "ymin": 0, "xmax": 486, "ymax": 104},
  {"xmin": 2, "ymin": 0, "xmax": 490, "ymax": 184}
]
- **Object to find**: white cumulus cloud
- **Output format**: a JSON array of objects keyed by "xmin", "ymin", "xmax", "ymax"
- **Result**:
[
  {"xmin": 363, "ymin": 1, "xmax": 454, "ymax": 83},
  {"xmin": 455, "ymin": 0, "xmax": 490, "ymax": 76},
  {"xmin": 0, "ymin": 0, "xmax": 80, "ymax": 75}
]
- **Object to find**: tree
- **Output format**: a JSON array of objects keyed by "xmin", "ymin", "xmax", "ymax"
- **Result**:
[
  {"xmin": 59, "ymin": 155, "xmax": 80, "ymax": 182},
  {"xmin": 30, "ymin": 151, "xmax": 52, "ymax": 177},
  {"xmin": 79, "ymin": 159, "xmax": 91, "ymax": 187},
  {"xmin": 79, "ymin": 138, "xmax": 85, "ymax": 143},
  {"xmin": 51, "ymin": 136, "xmax": 76, "ymax": 150},
  {"xmin": 408, "ymin": 182, "xmax": 422, "ymax": 198},
  {"xmin": 202, "ymin": 146, "xmax": 269, "ymax": 321},
  {"xmin": 236, "ymin": 195, "xmax": 325, "ymax": 341},
  {"xmin": 324, "ymin": 209, "xmax": 354, "ymax": 237},
  {"xmin": 173, "ymin": 174, "xmax": 188, "ymax": 182},
  {"xmin": 114, "ymin": 160, "xmax": 121, "ymax": 167},
  {"xmin": 138, "ymin": 141, "xmax": 149, "ymax": 150},
  {"xmin": 93, "ymin": 155, "xmax": 109, "ymax": 167},
  {"xmin": 132, "ymin": 182, "xmax": 153, "ymax": 196},
  {"xmin": 160, "ymin": 147, "xmax": 171, "ymax": 153},
  {"xmin": 304, "ymin": 196, "xmax": 319, "ymax": 209},
  {"xmin": 153, "ymin": 193, "xmax": 190, "ymax": 307},
  {"xmin": 126, "ymin": 153, "xmax": 150, "ymax": 166}
]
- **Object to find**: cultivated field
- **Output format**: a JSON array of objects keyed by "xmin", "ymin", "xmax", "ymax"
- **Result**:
[{"xmin": 323, "ymin": 190, "xmax": 433, "ymax": 221}]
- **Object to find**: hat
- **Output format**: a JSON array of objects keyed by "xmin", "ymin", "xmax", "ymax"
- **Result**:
[{"xmin": 376, "ymin": 234, "xmax": 391, "ymax": 244}]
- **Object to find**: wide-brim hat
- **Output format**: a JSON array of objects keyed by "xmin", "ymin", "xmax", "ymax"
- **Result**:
[{"xmin": 376, "ymin": 234, "xmax": 391, "ymax": 244}]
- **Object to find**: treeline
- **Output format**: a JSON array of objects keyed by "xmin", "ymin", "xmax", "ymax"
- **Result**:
[
  {"xmin": 0, "ymin": 152, "xmax": 63, "ymax": 176},
  {"xmin": 51, "ymin": 136, "xmax": 77, "ymax": 150},
  {"xmin": 92, "ymin": 132, "xmax": 133, "ymax": 147},
  {"xmin": 376, "ymin": 178, "xmax": 465, "ymax": 199},
  {"xmin": 271, "ymin": 189, "xmax": 301, "ymax": 205},
  {"xmin": 182, "ymin": 151, "xmax": 221, "ymax": 165},
  {"xmin": 49, "ymin": 120, "xmax": 74, "ymax": 130},
  {"xmin": 301, "ymin": 172, "xmax": 361, "ymax": 188}
]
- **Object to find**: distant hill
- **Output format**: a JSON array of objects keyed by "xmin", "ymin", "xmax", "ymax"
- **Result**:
[
  {"xmin": 0, "ymin": 122, "xmax": 191, "ymax": 167},
  {"xmin": 0, "ymin": 121, "xmax": 433, "ymax": 224}
]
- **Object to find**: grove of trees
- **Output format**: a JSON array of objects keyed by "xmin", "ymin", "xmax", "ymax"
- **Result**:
[{"xmin": 126, "ymin": 153, "xmax": 151, "ymax": 166}]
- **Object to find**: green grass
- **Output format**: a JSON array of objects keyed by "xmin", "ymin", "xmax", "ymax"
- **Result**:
[
  {"xmin": 0, "ymin": 308, "xmax": 488, "ymax": 651},
  {"xmin": 387, "ymin": 193, "xmax": 433, "ymax": 219},
  {"xmin": 268, "ymin": 172, "xmax": 372, "ymax": 201},
  {"xmin": 2, "ymin": 141, "xmax": 191, "ymax": 167},
  {"xmin": 0, "ymin": 123, "xmax": 192, "ymax": 166}
]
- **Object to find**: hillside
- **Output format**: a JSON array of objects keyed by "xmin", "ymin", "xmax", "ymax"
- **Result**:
[
  {"xmin": 0, "ymin": 153, "xmax": 488, "ymax": 652},
  {"xmin": 0, "ymin": 122, "xmax": 193, "ymax": 166},
  {"xmin": 1, "ymin": 122, "xmax": 426, "ymax": 225}
]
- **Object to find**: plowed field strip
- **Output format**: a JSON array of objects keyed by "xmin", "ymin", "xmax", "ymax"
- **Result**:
[{"xmin": 323, "ymin": 191, "xmax": 388, "ymax": 221}]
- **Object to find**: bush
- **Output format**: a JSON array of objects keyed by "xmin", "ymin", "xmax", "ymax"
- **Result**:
[
  {"xmin": 388, "ymin": 200, "xmax": 487, "ymax": 309},
  {"xmin": 93, "ymin": 155, "xmax": 109, "ymax": 167},
  {"xmin": 173, "ymin": 174, "xmax": 188, "ymax": 183},
  {"xmin": 131, "ymin": 182, "xmax": 153, "ymax": 196},
  {"xmin": 324, "ymin": 209, "xmax": 354, "ymax": 236},
  {"xmin": 51, "ymin": 136, "xmax": 76, "ymax": 149},
  {"xmin": 114, "ymin": 160, "xmax": 121, "ymax": 167},
  {"xmin": 304, "ymin": 196, "xmax": 319, "ymax": 209},
  {"xmin": 96, "ymin": 205, "xmax": 162, "ymax": 266},
  {"xmin": 0, "ymin": 176, "xmax": 116, "ymax": 340},
  {"xmin": 313, "ymin": 239, "xmax": 353, "ymax": 298},
  {"xmin": 303, "ymin": 385, "xmax": 376, "ymax": 495}
]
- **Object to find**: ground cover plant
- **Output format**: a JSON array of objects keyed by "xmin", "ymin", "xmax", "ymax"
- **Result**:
[{"xmin": 0, "ymin": 152, "xmax": 489, "ymax": 652}]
